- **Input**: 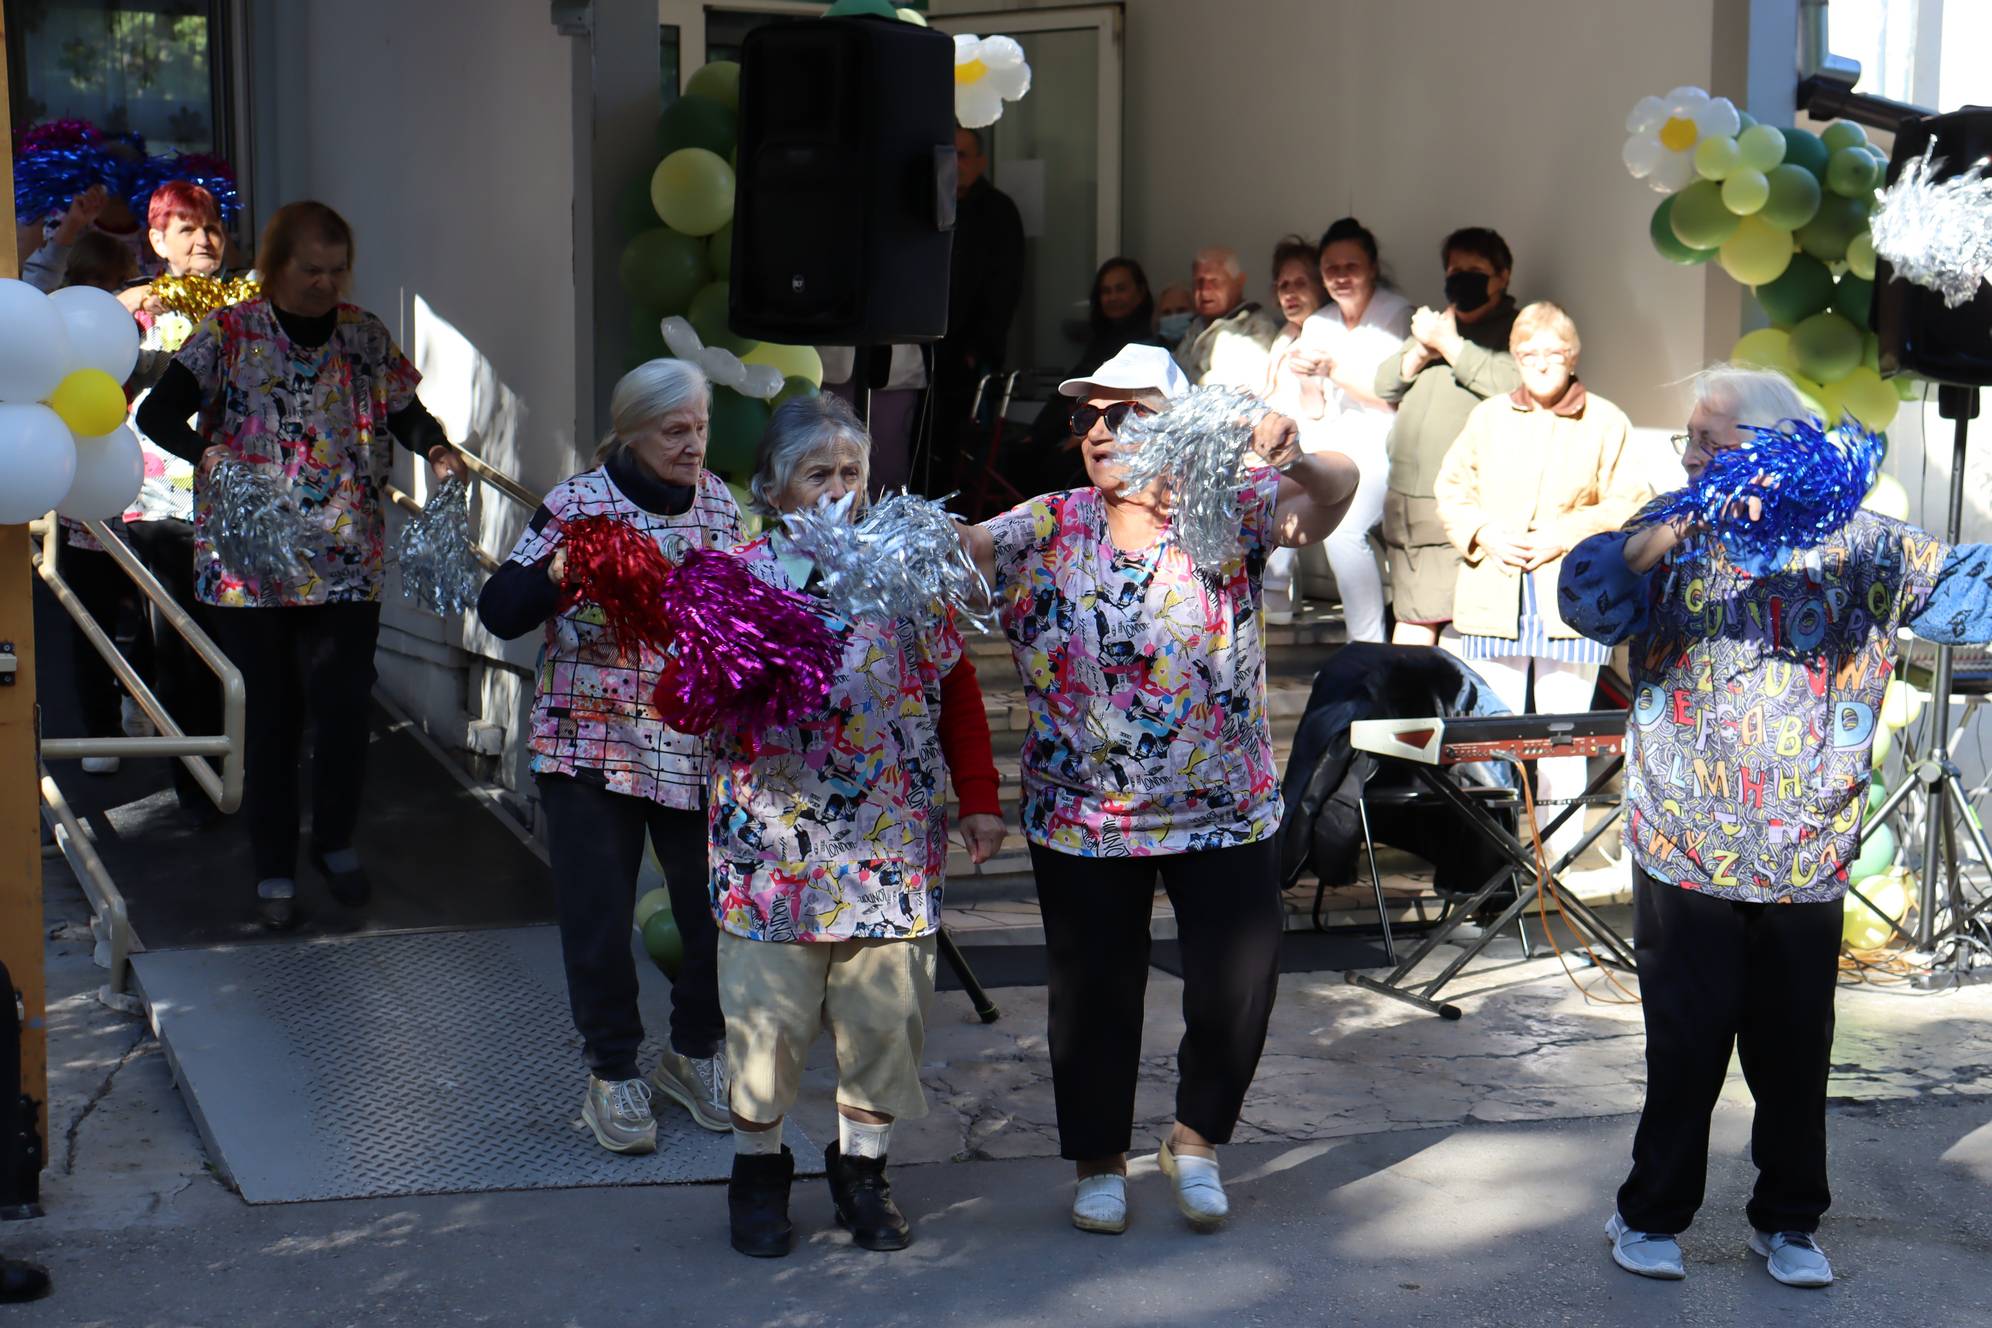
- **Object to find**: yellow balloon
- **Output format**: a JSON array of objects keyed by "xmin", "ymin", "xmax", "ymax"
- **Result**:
[
  {"xmin": 1871, "ymin": 717, "xmax": 1894, "ymax": 770},
  {"xmin": 1731, "ymin": 327, "xmax": 1794, "ymax": 376},
  {"xmin": 896, "ymin": 6, "xmax": 928, "ymax": 23},
  {"xmin": 1881, "ymin": 679, "xmax": 1925, "ymax": 731},
  {"xmin": 47, "ymin": 368, "xmax": 128, "ymax": 438},
  {"xmin": 1718, "ymin": 215, "xmax": 1795, "ymax": 286},
  {"xmin": 741, "ymin": 341, "xmax": 824, "ymax": 389},
  {"xmin": 1862, "ymin": 472, "xmax": 1910, "ymax": 520},
  {"xmin": 1836, "ymin": 365, "xmax": 1899, "ymax": 432},
  {"xmin": 1842, "ymin": 868, "xmax": 1910, "ymax": 949}
]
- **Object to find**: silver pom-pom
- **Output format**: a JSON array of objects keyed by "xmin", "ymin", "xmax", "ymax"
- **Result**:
[
  {"xmin": 781, "ymin": 490, "xmax": 995, "ymax": 631},
  {"xmin": 208, "ymin": 459, "xmax": 318, "ymax": 589},
  {"xmin": 396, "ymin": 475, "xmax": 482, "ymax": 616},
  {"xmin": 1114, "ymin": 385, "xmax": 1270, "ymax": 569},
  {"xmin": 1870, "ymin": 143, "xmax": 1992, "ymax": 309}
]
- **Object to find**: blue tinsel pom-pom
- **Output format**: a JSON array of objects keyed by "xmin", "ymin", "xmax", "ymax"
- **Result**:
[{"xmin": 1630, "ymin": 416, "xmax": 1884, "ymax": 575}]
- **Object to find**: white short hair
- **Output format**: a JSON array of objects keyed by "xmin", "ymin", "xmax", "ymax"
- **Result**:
[
  {"xmin": 1692, "ymin": 364, "xmax": 1810, "ymax": 431},
  {"xmin": 1193, "ymin": 246, "xmax": 1243, "ymax": 279},
  {"xmin": 748, "ymin": 393, "xmax": 871, "ymax": 516},
  {"xmin": 595, "ymin": 358, "xmax": 711, "ymax": 464}
]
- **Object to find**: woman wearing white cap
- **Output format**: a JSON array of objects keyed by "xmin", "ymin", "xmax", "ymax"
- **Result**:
[{"xmin": 962, "ymin": 343, "xmax": 1359, "ymax": 1236}]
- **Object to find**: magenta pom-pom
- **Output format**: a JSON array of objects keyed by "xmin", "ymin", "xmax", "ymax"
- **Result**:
[{"xmin": 649, "ymin": 547, "xmax": 840, "ymax": 736}]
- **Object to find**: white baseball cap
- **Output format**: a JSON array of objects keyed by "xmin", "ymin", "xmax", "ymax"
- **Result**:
[{"xmin": 1058, "ymin": 343, "xmax": 1189, "ymax": 401}]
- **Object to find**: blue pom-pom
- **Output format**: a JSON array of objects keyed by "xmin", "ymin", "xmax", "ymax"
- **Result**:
[
  {"xmin": 12, "ymin": 146, "xmax": 114, "ymax": 222},
  {"xmin": 1631, "ymin": 416, "xmax": 1883, "ymax": 575}
]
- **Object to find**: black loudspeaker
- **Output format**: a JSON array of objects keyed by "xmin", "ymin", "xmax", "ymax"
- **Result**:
[
  {"xmin": 1873, "ymin": 106, "xmax": 1992, "ymax": 388},
  {"xmin": 730, "ymin": 16, "xmax": 956, "ymax": 345}
]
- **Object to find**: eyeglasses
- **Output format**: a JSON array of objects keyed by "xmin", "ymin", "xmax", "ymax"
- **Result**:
[
  {"xmin": 1670, "ymin": 432, "xmax": 1742, "ymax": 456},
  {"xmin": 1516, "ymin": 349, "xmax": 1572, "ymax": 367},
  {"xmin": 1069, "ymin": 401, "xmax": 1157, "ymax": 436}
]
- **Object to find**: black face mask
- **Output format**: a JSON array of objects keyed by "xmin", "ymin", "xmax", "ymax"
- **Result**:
[{"xmin": 1444, "ymin": 271, "xmax": 1493, "ymax": 311}]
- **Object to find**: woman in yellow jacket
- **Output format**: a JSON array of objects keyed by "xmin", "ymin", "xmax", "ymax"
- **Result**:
[{"xmin": 1433, "ymin": 302, "xmax": 1651, "ymax": 857}]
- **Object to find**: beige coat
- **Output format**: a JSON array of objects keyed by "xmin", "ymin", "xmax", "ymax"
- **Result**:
[{"xmin": 1433, "ymin": 386, "xmax": 1650, "ymax": 641}]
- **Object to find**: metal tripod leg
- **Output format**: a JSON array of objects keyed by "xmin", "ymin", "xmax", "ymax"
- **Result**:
[{"xmin": 937, "ymin": 927, "xmax": 1000, "ymax": 1023}]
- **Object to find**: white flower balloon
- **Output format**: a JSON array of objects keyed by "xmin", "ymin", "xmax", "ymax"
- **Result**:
[
  {"xmin": 49, "ymin": 284, "xmax": 141, "ymax": 384},
  {"xmin": 0, "ymin": 278, "xmax": 77, "ymax": 405},
  {"xmin": 57, "ymin": 424, "xmax": 145, "ymax": 522},
  {"xmin": 0, "ymin": 403, "xmax": 80, "ymax": 524},
  {"xmin": 953, "ymin": 33, "xmax": 1034, "ymax": 129}
]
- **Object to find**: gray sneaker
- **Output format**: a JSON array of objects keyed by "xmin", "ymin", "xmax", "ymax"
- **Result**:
[
  {"xmin": 580, "ymin": 1075, "xmax": 657, "ymax": 1154},
  {"xmin": 648, "ymin": 1050, "xmax": 731, "ymax": 1132},
  {"xmin": 1749, "ymin": 1229, "xmax": 1834, "ymax": 1287},
  {"xmin": 1606, "ymin": 1212, "xmax": 1686, "ymax": 1279}
]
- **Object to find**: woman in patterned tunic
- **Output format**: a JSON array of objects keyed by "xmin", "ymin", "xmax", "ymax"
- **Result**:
[
  {"xmin": 716, "ymin": 394, "xmax": 1004, "ymax": 1259},
  {"xmin": 478, "ymin": 358, "xmax": 741, "ymax": 1154},
  {"xmin": 959, "ymin": 343, "xmax": 1360, "ymax": 1236}
]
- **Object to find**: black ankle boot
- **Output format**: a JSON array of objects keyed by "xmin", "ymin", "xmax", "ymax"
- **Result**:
[
  {"xmin": 0, "ymin": 1257, "xmax": 51, "ymax": 1304},
  {"xmin": 311, "ymin": 847, "xmax": 372, "ymax": 908},
  {"xmin": 825, "ymin": 1143, "xmax": 911, "ymax": 1251},
  {"xmin": 729, "ymin": 1146, "xmax": 795, "ymax": 1258}
]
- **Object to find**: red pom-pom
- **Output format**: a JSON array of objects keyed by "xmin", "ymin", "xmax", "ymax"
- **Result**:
[
  {"xmin": 649, "ymin": 547, "xmax": 840, "ymax": 736},
  {"xmin": 559, "ymin": 516, "xmax": 679, "ymax": 659}
]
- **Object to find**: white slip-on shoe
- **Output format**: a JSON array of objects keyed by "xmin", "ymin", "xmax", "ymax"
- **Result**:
[
  {"xmin": 1158, "ymin": 1138, "xmax": 1228, "ymax": 1231},
  {"xmin": 1749, "ymin": 1229, "xmax": 1834, "ymax": 1287},
  {"xmin": 1606, "ymin": 1211, "xmax": 1686, "ymax": 1279},
  {"xmin": 1071, "ymin": 1174, "xmax": 1128, "ymax": 1234}
]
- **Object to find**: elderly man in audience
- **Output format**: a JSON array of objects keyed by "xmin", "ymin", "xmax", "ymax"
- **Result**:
[{"xmin": 1173, "ymin": 246, "xmax": 1281, "ymax": 391}]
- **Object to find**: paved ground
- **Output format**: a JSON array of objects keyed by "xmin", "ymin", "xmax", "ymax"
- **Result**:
[{"xmin": 12, "ymin": 871, "xmax": 1992, "ymax": 1327}]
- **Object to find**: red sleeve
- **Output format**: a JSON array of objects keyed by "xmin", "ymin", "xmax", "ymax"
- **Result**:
[{"xmin": 937, "ymin": 655, "xmax": 1001, "ymax": 820}]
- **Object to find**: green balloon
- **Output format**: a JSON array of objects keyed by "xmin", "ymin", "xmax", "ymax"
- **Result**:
[
  {"xmin": 1847, "ymin": 231, "xmax": 1877, "ymax": 280},
  {"xmin": 1862, "ymin": 330, "xmax": 1881, "ymax": 373},
  {"xmin": 1761, "ymin": 163, "xmax": 1823, "ymax": 230},
  {"xmin": 651, "ymin": 148, "xmax": 736, "ymax": 238},
  {"xmin": 1755, "ymin": 253, "xmax": 1834, "ymax": 326},
  {"xmin": 773, "ymin": 375, "xmax": 820, "ymax": 407},
  {"xmin": 1851, "ymin": 820, "xmax": 1896, "ymax": 881},
  {"xmin": 1821, "ymin": 119, "xmax": 1869, "ymax": 153},
  {"xmin": 619, "ymin": 228, "xmax": 711, "ymax": 315},
  {"xmin": 708, "ymin": 223, "xmax": 733, "ymax": 281},
  {"xmin": 1721, "ymin": 168, "xmax": 1770, "ymax": 215},
  {"xmin": 1796, "ymin": 192, "xmax": 1871, "ymax": 261},
  {"xmin": 1790, "ymin": 311, "xmax": 1864, "ymax": 382},
  {"xmin": 1650, "ymin": 196, "xmax": 1713, "ymax": 265},
  {"xmin": 1834, "ymin": 274, "xmax": 1874, "ymax": 327},
  {"xmin": 707, "ymin": 387, "xmax": 770, "ymax": 479},
  {"xmin": 635, "ymin": 887, "xmax": 672, "ymax": 929},
  {"xmin": 1670, "ymin": 180, "xmax": 1740, "ymax": 250},
  {"xmin": 1866, "ymin": 779, "xmax": 1886, "ymax": 817},
  {"xmin": 1694, "ymin": 134, "xmax": 1742, "ymax": 181},
  {"xmin": 1780, "ymin": 126, "xmax": 1831, "ymax": 181},
  {"xmin": 628, "ymin": 305, "xmax": 667, "ymax": 362},
  {"xmin": 1826, "ymin": 146, "xmax": 1881, "ymax": 198},
  {"xmin": 614, "ymin": 176, "xmax": 659, "ymax": 236},
  {"xmin": 688, "ymin": 280, "xmax": 753, "ymax": 355},
  {"xmin": 657, "ymin": 94, "xmax": 736, "ymax": 160},
  {"xmin": 1737, "ymin": 122, "xmax": 1787, "ymax": 172},
  {"xmin": 641, "ymin": 908, "xmax": 684, "ymax": 979},
  {"xmin": 684, "ymin": 60, "xmax": 741, "ymax": 112},
  {"xmin": 1894, "ymin": 373, "xmax": 1924, "ymax": 402}
]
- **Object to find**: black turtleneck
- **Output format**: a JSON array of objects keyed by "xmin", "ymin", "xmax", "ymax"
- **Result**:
[{"xmin": 475, "ymin": 449, "xmax": 695, "ymax": 641}]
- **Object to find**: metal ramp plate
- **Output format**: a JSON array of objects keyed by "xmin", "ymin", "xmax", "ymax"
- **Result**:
[{"xmin": 134, "ymin": 926, "xmax": 805, "ymax": 1204}]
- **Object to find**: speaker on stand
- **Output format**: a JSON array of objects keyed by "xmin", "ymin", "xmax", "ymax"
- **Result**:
[{"xmin": 1869, "ymin": 105, "xmax": 1992, "ymax": 982}]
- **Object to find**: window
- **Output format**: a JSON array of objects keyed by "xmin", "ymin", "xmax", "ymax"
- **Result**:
[
  {"xmin": 5, "ymin": 0, "xmax": 232, "ymax": 157},
  {"xmin": 1827, "ymin": 0, "xmax": 1992, "ymax": 112}
]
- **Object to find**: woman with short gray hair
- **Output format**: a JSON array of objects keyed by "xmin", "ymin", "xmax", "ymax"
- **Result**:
[{"xmin": 477, "ymin": 356, "xmax": 742, "ymax": 1155}]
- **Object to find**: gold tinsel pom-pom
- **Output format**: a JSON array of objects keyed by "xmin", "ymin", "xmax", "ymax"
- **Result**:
[{"xmin": 149, "ymin": 273, "xmax": 262, "ymax": 322}]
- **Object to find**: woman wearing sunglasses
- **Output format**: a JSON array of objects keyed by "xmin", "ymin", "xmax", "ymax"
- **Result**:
[{"xmin": 959, "ymin": 343, "xmax": 1359, "ymax": 1236}]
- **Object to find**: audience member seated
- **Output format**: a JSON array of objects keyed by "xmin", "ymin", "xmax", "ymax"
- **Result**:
[
  {"xmin": 1154, "ymin": 282, "xmax": 1194, "ymax": 346},
  {"xmin": 1261, "ymin": 235, "xmax": 1331, "ymax": 623},
  {"xmin": 1173, "ymin": 246, "xmax": 1280, "ymax": 390},
  {"xmin": 1375, "ymin": 227, "xmax": 1522, "ymax": 646},
  {"xmin": 1017, "ymin": 257, "xmax": 1164, "ymax": 496}
]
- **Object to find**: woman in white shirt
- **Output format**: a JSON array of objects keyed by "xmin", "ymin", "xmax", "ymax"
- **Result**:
[
  {"xmin": 1262, "ymin": 236, "xmax": 1330, "ymax": 623},
  {"xmin": 1284, "ymin": 218, "xmax": 1410, "ymax": 643}
]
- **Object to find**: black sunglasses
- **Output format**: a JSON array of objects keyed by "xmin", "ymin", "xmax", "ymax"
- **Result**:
[{"xmin": 1068, "ymin": 401, "xmax": 1157, "ymax": 436}]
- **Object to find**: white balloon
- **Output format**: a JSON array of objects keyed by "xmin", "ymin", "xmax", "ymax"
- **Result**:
[
  {"xmin": 1625, "ymin": 95, "xmax": 1669, "ymax": 135},
  {"xmin": 0, "ymin": 279, "xmax": 77, "ymax": 405},
  {"xmin": 696, "ymin": 346, "xmax": 748, "ymax": 391},
  {"xmin": 1648, "ymin": 151, "xmax": 1696, "ymax": 193},
  {"xmin": 739, "ymin": 364, "xmax": 785, "ymax": 400},
  {"xmin": 953, "ymin": 33, "xmax": 981, "ymax": 60},
  {"xmin": 988, "ymin": 60, "xmax": 1032, "ymax": 102},
  {"xmin": 957, "ymin": 84, "xmax": 1005, "ymax": 129},
  {"xmin": 661, "ymin": 316, "xmax": 704, "ymax": 360},
  {"xmin": 1666, "ymin": 85, "xmax": 1710, "ymax": 116},
  {"xmin": 48, "ymin": 285, "xmax": 141, "ymax": 384},
  {"xmin": 1623, "ymin": 133, "xmax": 1665, "ymax": 179},
  {"xmin": 1693, "ymin": 95, "xmax": 1741, "ymax": 139},
  {"xmin": 980, "ymin": 36, "xmax": 1025, "ymax": 70},
  {"xmin": 57, "ymin": 424, "xmax": 144, "ymax": 521},
  {"xmin": 0, "ymin": 403, "xmax": 79, "ymax": 522}
]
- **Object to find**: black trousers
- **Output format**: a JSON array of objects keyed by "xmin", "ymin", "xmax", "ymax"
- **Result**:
[
  {"xmin": 124, "ymin": 519, "xmax": 221, "ymax": 804},
  {"xmin": 1030, "ymin": 837, "xmax": 1284, "ymax": 1161},
  {"xmin": 537, "ymin": 773, "xmax": 723, "ymax": 1078},
  {"xmin": 60, "ymin": 543, "xmax": 144, "ymax": 739},
  {"xmin": 212, "ymin": 602, "xmax": 381, "ymax": 883},
  {"xmin": 1616, "ymin": 867, "xmax": 1841, "ymax": 1235}
]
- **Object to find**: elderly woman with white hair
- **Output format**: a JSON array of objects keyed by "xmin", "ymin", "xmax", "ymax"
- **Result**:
[
  {"xmin": 477, "ymin": 357, "xmax": 741, "ymax": 1155},
  {"xmin": 960, "ymin": 343, "xmax": 1360, "ymax": 1237},
  {"xmin": 1560, "ymin": 365, "xmax": 1992, "ymax": 1289},
  {"xmin": 715, "ymin": 393, "xmax": 1004, "ymax": 1259}
]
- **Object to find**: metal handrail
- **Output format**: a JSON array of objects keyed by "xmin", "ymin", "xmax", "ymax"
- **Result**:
[
  {"xmin": 31, "ymin": 519, "xmax": 246, "ymax": 811},
  {"xmin": 448, "ymin": 437, "xmax": 540, "ymax": 512},
  {"xmin": 38, "ymin": 768, "xmax": 140, "ymax": 1014}
]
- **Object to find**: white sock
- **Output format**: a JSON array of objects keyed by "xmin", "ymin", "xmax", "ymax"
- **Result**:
[
  {"xmin": 838, "ymin": 1115, "xmax": 892, "ymax": 1160},
  {"xmin": 734, "ymin": 1123, "xmax": 783, "ymax": 1156}
]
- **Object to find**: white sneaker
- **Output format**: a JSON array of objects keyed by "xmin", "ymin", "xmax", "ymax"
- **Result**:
[
  {"xmin": 647, "ymin": 1050, "xmax": 730, "ymax": 1132},
  {"xmin": 1071, "ymin": 1173, "xmax": 1127, "ymax": 1234},
  {"xmin": 1606, "ymin": 1212, "xmax": 1686, "ymax": 1279},
  {"xmin": 1750, "ymin": 1229, "xmax": 1834, "ymax": 1287},
  {"xmin": 120, "ymin": 696, "xmax": 155, "ymax": 738},
  {"xmin": 1158, "ymin": 1138, "xmax": 1228, "ymax": 1230},
  {"xmin": 580, "ymin": 1075, "xmax": 657, "ymax": 1154},
  {"xmin": 81, "ymin": 756, "xmax": 121, "ymax": 775}
]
